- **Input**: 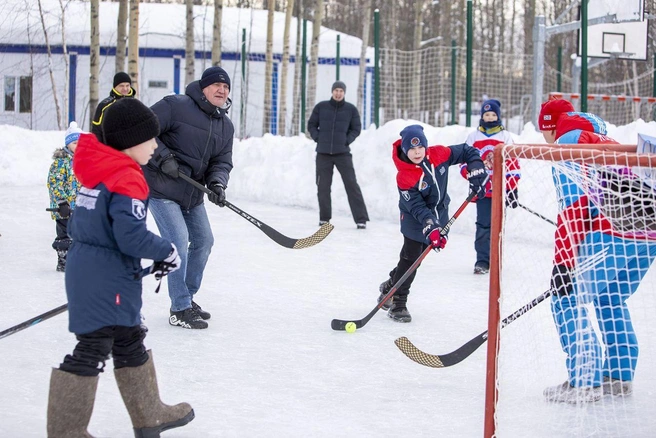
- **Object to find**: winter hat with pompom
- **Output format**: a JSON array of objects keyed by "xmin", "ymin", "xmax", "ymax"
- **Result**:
[{"xmin": 64, "ymin": 121, "xmax": 83, "ymax": 146}]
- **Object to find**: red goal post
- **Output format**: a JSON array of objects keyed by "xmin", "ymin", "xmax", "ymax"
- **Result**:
[{"xmin": 484, "ymin": 142, "xmax": 656, "ymax": 438}]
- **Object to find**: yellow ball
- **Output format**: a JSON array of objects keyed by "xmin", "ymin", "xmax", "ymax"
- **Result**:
[{"xmin": 345, "ymin": 322, "xmax": 357, "ymax": 333}]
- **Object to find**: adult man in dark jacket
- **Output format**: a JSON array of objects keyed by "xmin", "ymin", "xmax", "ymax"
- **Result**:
[
  {"xmin": 307, "ymin": 81, "xmax": 369, "ymax": 229},
  {"xmin": 144, "ymin": 66, "xmax": 234, "ymax": 330},
  {"xmin": 91, "ymin": 72, "xmax": 135, "ymax": 139}
]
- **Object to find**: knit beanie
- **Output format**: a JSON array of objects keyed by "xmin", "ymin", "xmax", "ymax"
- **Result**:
[
  {"xmin": 332, "ymin": 81, "xmax": 346, "ymax": 92},
  {"xmin": 400, "ymin": 124, "xmax": 427, "ymax": 156},
  {"xmin": 199, "ymin": 66, "xmax": 231, "ymax": 90},
  {"xmin": 538, "ymin": 98, "xmax": 575, "ymax": 130},
  {"xmin": 113, "ymin": 72, "xmax": 132, "ymax": 88},
  {"xmin": 480, "ymin": 99, "xmax": 501, "ymax": 119},
  {"xmin": 64, "ymin": 121, "xmax": 83, "ymax": 146},
  {"xmin": 102, "ymin": 99, "xmax": 160, "ymax": 151}
]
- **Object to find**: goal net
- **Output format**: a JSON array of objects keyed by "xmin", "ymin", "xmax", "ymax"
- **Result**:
[{"xmin": 486, "ymin": 138, "xmax": 656, "ymax": 437}]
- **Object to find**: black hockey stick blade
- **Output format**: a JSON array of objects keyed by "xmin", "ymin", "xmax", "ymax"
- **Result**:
[
  {"xmin": 179, "ymin": 173, "xmax": 333, "ymax": 249},
  {"xmin": 331, "ymin": 192, "xmax": 477, "ymax": 331},
  {"xmin": 517, "ymin": 202, "xmax": 556, "ymax": 226},
  {"xmin": 395, "ymin": 289, "xmax": 552, "ymax": 368}
]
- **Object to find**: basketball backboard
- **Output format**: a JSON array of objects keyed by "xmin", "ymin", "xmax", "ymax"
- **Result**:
[{"xmin": 577, "ymin": 0, "xmax": 648, "ymax": 60}]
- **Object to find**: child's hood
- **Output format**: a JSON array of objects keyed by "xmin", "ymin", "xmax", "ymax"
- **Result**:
[
  {"xmin": 556, "ymin": 112, "xmax": 608, "ymax": 139},
  {"xmin": 73, "ymin": 133, "xmax": 149, "ymax": 200}
]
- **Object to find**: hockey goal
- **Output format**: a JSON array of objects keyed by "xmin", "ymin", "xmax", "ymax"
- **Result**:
[{"xmin": 486, "ymin": 140, "xmax": 656, "ymax": 437}]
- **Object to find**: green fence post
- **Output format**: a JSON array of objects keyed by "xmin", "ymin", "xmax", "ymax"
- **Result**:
[
  {"xmin": 301, "ymin": 19, "xmax": 307, "ymax": 133},
  {"xmin": 451, "ymin": 39, "xmax": 457, "ymax": 125},
  {"xmin": 374, "ymin": 9, "xmax": 380, "ymax": 127},
  {"xmin": 336, "ymin": 35, "xmax": 340, "ymax": 80}
]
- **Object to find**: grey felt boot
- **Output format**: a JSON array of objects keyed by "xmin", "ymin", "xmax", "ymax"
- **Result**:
[
  {"xmin": 47, "ymin": 368, "xmax": 98, "ymax": 438},
  {"xmin": 114, "ymin": 351, "xmax": 194, "ymax": 438}
]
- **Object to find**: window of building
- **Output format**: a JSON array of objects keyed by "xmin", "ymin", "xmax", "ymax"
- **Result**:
[
  {"xmin": 148, "ymin": 80, "xmax": 168, "ymax": 89},
  {"xmin": 3, "ymin": 76, "xmax": 32, "ymax": 113},
  {"xmin": 19, "ymin": 76, "xmax": 32, "ymax": 113},
  {"xmin": 4, "ymin": 77, "xmax": 15, "ymax": 112}
]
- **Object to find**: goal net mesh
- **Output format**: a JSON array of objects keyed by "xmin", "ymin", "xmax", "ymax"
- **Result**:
[{"xmin": 489, "ymin": 140, "xmax": 656, "ymax": 437}]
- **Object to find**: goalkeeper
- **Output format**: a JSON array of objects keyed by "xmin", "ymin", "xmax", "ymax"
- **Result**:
[{"xmin": 538, "ymin": 98, "xmax": 656, "ymax": 403}]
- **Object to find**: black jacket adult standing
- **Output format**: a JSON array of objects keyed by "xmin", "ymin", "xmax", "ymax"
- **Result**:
[
  {"xmin": 143, "ymin": 81, "xmax": 234, "ymax": 210},
  {"xmin": 307, "ymin": 98, "xmax": 361, "ymax": 155},
  {"xmin": 90, "ymin": 87, "xmax": 135, "ymax": 139}
]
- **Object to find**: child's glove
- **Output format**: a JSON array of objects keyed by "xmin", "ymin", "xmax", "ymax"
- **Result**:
[
  {"xmin": 467, "ymin": 167, "xmax": 489, "ymax": 200},
  {"xmin": 151, "ymin": 244, "xmax": 181, "ymax": 280},
  {"xmin": 422, "ymin": 219, "xmax": 448, "ymax": 250},
  {"xmin": 57, "ymin": 201, "xmax": 71, "ymax": 219},
  {"xmin": 207, "ymin": 183, "xmax": 226, "ymax": 207},
  {"xmin": 550, "ymin": 265, "xmax": 572, "ymax": 296},
  {"xmin": 506, "ymin": 189, "xmax": 519, "ymax": 209}
]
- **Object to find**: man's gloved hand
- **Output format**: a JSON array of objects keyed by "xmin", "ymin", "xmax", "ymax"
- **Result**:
[
  {"xmin": 467, "ymin": 167, "xmax": 489, "ymax": 200},
  {"xmin": 550, "ymin": 265, "xmax": 573, "ymax": 296},
  {"xmin": 422, "ymin": 219, "xmax": 447, "ymax": 250},
  {"xmin": 506, "ymin": 189, "xmax": 519, "ymax": 209},
  {"xmin": 57, "ymin": 201, "xmax": 71, "ymax": 219},
  {"xmin": 151, "ymin": 244, "xmax": 181, "ymax": 280},
  {"xmin": 207, "ymin": 183, "xmax": 226, "ymax": 207},
  {"xmin": 160, "ymin": 155, "xmax": 180, "ymax": 178}
]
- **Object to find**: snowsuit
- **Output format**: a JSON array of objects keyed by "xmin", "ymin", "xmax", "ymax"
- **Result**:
[
  {"xmin": 47, "ymin": 146, "xmax": 80, "ymax": 261},
  {"xmin": 462, "ymin": 126, "xmax": 519, "ymax": 268},
  {"xmin": 550, "ymin": 112, "xmax": 656, "ymax": 387}
]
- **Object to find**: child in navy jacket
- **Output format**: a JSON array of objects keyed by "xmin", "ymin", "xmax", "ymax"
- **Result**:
[
  {"xmin": 47, "ymin": 99, "xmax": 194, "ymax": 437},
  {"xmin": 378, "ymin": 124, "xmax": 487, "ymax": 322}
]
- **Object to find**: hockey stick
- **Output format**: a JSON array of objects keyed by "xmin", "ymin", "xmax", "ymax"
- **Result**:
[
  {"xmin": 394, "ymin": 250, "xmax": 609, "ymax": 368},
  {"xmin": 517, "ymin": 202, "xmax": 556, "ymax": 226},
  {"xmin": 395, "ymin": 289, "xmax": 552, "ymax": 367},
  {"xmin": 0, "ymin": 266, "xmax": 153, "ymax": 340},
  {"xmin": 331, "ymin": 191, "xmax": 477, "ymax": 331},
  {"xmin": 179, "ymin": 173, "xmax": 334, "ymax": 249}
]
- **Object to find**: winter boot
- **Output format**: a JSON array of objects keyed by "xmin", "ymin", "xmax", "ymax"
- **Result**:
[
  {"xmin": 114, "ymin": 351, "xmax": 195, "ymax": 438},
  {"xmin": 47, "ymin": 368, "xmax": 99, "ymax": 438},
  {"xmin": 169, "ymin": 308, "xmax": 208, "ymax": 329},
  {"xmin": 377, "ymin": 278, "xmax": 394, "ymax": 311},
  {"xmin": 543, "ymin": 381, "xmax": 602, "ymax": 404},
  {"xmin": 473, "ymin": 262, "xmax": 489, "ymax": 275},
  {"xmin": 191, "ymin": 301, "xmax": 211, "ymax": 320},
  {"xmin": 602, "ymin": 376, "xmax": 633, "ymax": 396},
  {"xmin": 387, "ymin": 295, "xmax": 412, "ymax": 323},
  {"xmin": 56, "ymin": 250, "xmax": 67, "ymax": 272}
]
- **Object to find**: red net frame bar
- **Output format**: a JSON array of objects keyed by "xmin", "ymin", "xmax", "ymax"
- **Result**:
[
  {"xmin": 549, "ymin": 92, "xmax": 656, "ymax": 104},
  {"xmin": 484, "ymin": 143, "xmax": 656, "ymax": 438}
]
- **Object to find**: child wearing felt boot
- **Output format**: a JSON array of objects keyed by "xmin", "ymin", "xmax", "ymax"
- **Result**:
[{"xmin": 47, "ymin": 99, "xmax": 193, "ymax": 438}]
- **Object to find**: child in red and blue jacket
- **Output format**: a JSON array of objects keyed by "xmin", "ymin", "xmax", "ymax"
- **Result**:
[
  {"xmin": 377, "ymin": 124, "xmax": 487, "ymax": 322},
  {"xmin": 461, "ymin": 99, "xmax": 520, "ymax": 274}
]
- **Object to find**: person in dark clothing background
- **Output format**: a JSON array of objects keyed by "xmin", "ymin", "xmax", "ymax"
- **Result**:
[
  {"xmin": 307, "ymin": 81, "xmax": 369, "ymax": 229},
  {"xmin": 91, "ymin": 71, "xmax": 135, "ymax": 139}
]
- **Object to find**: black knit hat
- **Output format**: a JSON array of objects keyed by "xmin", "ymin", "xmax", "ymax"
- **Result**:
[
  {"xmin": 102, "ymin": 99, "xmax": 160, "ymax": 151},
  {"xmin": 113, "ymin": 72, "xmax": 132, "ymax": 88},
  {"xmin": 199, "ymin": 66, "xmax": 231, "ymax": 90}
]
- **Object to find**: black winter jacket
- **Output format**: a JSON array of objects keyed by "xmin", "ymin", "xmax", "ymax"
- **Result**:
[
  {"xmin": 143, "ymin": 81, "xmax": 234, "ymax": 210},
  {"xmin": 90, "ymin": 87, "xmax": 136, "ymax": 139},
  {"xmin": 307, "ymin": 98, "xmax": 361, "ymax": 155}
]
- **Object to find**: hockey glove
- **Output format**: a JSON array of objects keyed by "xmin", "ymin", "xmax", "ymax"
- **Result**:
[
  {"xmin": 505, "ymin": 189, "xmax": 519, "ymax": 209},
  {"xmin": 207, "ymin": 182, "xmax": 226, "ymax": 207},
  {"xmin": 160, "ymin": 155, "xmax": 180, "ymax": 178},
  {"xmin": 422, "ymin": 219, "xmax": 448, "ymax": 250},
  {"xmin": 56, "ymin": 201, "xmax": 71, "ymax": 219},
  {"xmin": 467, "ymin": 167, "xmax": 489, "ymax": 201},
  {"xmin": 550, "ymin": 264, "xmax": 573, "ymax": 296},
  {"xmin": 151, "ymin": 244, "xmax": 181, "ymax": 280}
]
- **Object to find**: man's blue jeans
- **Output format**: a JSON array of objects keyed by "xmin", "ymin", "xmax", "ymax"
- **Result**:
[{"xmin": 148, "ymin": 198, "xmax": 214, "ymax": 312}]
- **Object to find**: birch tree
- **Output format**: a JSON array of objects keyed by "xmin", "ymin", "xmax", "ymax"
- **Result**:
[
  {"xmin": 356, "ymin": 0, "xmax": 371, "ymax": 116},
  {"xmin": 127, "ymin": 0, "xmax": 139, "ymax": 95},
  {"xmin": 291, "ymin": 0, "xmax": 303, "ymax": 134},
  {"xmin": 37, "ymin": 0, "xmax": 63, "ymax": 129},
  {"xmin": 115, "ymin": 0, "xmax": 128, "ymax": 73},
  {"xmin": 306, "ymin": 0, "xmax": 323, "ymax": 112},
  {"xmin": 262, "ymin": 0, "xmax": 275, "ymax": 134},
  {"xmin": 89, "ymin": 0, "xmax": 100, "ymax": 128},
  {"xmin": 278, "ymin": 0, "xmax": 294, "ymax": 135},
  {"xmin": 58, "ymin": 0, "xmax": 69, "ymax": 123},
  {"xmin": 185, "ymin": 0, "xmax": 195, "ymax": 86},
  {"xmin": 211, "ymin": 0, "xmax": 223, "ymax": 66}
]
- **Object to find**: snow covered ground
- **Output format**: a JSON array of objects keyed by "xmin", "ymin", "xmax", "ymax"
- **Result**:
[{"xmin": 1, "ymin": 119, "xmax": 655, "ymax": 437}]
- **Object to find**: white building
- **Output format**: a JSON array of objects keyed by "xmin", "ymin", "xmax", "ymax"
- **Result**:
[{"xmin": 0, "ymin": 0, "xmax": 374, "ymax": 136}]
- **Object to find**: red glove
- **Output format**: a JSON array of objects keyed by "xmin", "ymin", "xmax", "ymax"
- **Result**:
[{"xmin": 428, "ymin": 228, "xmax": 447, "ymax": 250}]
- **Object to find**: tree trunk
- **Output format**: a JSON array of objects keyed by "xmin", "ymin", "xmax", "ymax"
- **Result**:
[
  {"xmin": 58, "ymin": 0, "xmax": 69, "ymax": 123},
  {"xmin": 278, "ymin": 0, "xmax": 295, "ymax": 135},
  {"xmin": 89, "ymin": 0, "xmax": 100, "ymax": 128},
  {"xmin": 356, "ymin": 0, "xmax": 371, "ymax": 118},
  {"xmin": 185, "ymin": 0, "xmax": 195, "ymax": 87},
  {"xmin": 115, "ymin": 0, "xmax": 128, "ymax": 73},
  {"xmin": 127, "ymin": 0, "xmax": 139, "ymax": 95},
  {"xmin": 262, "ymin": 0, "xmax": 275, "ymax": 134},
  {"xmin": 37, "ymin": 0, "xmax": 63, "ymax": 129},
  {"xmin": 307, "ymin": 0, "xmax": 323, "ymax": 112},
  {"xmin": 412, "ymin": 0, "xmax": 424, "ymax": 113},
  {"xmin": 211, "ymin": 0, "xmax": 223, "ymax": 66},
  {"xmin": 291, "ymin": 0, "xmax": 303, "ymax": 134}
]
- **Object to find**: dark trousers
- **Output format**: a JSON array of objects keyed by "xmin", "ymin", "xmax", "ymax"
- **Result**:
[
  {"xmin": 474, "ymin": 197, "xmax": 492, "ymax": 266},
  {"xmin": 316, "ymin": 152, "xmax": 369, "ymax": 223},
  {"xmin": 52, "ymin": 219, "xmax": 71, "ymax": 251},
  {"xmin": 59, "ymin": 325, "xmax": 148, "ymax": 377},
  {"xmin": 387, "ymin": 236, "xmax": 429, "ymax": 305}
]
